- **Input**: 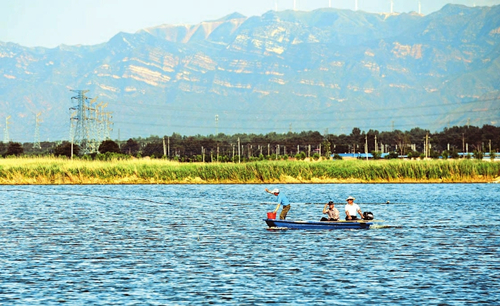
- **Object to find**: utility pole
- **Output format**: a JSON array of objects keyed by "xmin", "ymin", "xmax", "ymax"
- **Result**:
[
  {"xmin": 425, "ymin": 133, "xmax": 429, "ymax": 159},
  {"xmin": 167, "ymin": 137, "xmax": 170, "ymax": 159},
  {"xmin": 238, "ymin": 137, "xmax": 241, "ymax": 163},
  {"xmin": 365, "ymin": 135, "xmax": 368, "ymax": 160},
  {"xmin": 462, "ymin": 133, "xmax": 465, "ymax": 158}
]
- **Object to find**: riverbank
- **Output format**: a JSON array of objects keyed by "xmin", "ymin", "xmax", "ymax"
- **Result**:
[{"xmin": 1, "ymin": 157, "xmax": 499, "ymax": 184}]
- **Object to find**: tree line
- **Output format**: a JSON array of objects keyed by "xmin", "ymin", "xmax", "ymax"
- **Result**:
[{"xmin": 1, "ymin": 124, "xmax": 499, "ymax": 161}]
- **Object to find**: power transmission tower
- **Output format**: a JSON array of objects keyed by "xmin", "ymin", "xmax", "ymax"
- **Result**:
[
  {"xmin": 69, "ymin": 90, "xmax": 112, "ymax": 154},
  {"xmin": 70, "ymin": 90, "xmax": 90, "ymax": 153},
  {"xmin": 3, "ymin": 116, "xmax": 11, "ymax": 143},
  {"xmin": 34, "ymin": 112, "xmax": 42, "ymax": 149},
  {"xmin": 103, "ymin": 111, "xmax": 113, "ymax": 140},
  {"xmin": 215, "ymin": 114, "xmax": 219, "ymax": 136},
  {"xmin": 87, "ymin": 97, "xmax": 99, "ymax": 153}
]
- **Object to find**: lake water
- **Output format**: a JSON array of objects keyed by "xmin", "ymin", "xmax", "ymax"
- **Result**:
[{"xmin": 0, "ymin": 184, "xmax": 499, "ymax": 305}]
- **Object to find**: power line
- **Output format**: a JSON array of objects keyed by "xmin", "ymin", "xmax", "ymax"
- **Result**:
[{"xmin": 114, "ymin": 96, "xmax": 499, "ymax": 117}]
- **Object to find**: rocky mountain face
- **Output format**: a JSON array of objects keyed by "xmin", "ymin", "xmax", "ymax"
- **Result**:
[{"xmin": 1, "ymin": 4, "xmax": 499, "ymax": 142}]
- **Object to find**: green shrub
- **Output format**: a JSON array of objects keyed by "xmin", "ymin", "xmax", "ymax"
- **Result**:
[
  {"xmin": 473, "ymin": 151, "xmax": 484, "ymax": 160},
  {"xmin": 385, "ymin": 152, "xmax": 399, "ymax": 159},
  {"xmin": 332, "ymin": 154, "xmax": 343, "ymax": 160}
]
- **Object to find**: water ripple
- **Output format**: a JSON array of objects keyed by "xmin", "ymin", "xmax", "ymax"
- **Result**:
[{"xmin": 0, "ymin": 184, "xmax": 499, "ymax": 305}]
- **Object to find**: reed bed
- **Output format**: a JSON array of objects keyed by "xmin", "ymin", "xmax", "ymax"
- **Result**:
[{"xmin": 0, "ymin": 156, "xmax": 499, "ymax": 184}]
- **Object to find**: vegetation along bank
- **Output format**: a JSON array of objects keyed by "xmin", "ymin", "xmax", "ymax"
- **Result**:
[{"xmin": 0, "ymin": 158, "xmax": 499, "ymax": 184}]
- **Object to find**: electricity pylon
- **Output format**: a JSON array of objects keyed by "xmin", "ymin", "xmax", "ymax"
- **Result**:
[
  {"xmin": 34, "ymin": 112, "xmax": 42, "ymax": 149},
  {"xmin": 3, "ymin": 116, "xmax": 11, "ymax": 143},
  {"xmin": 70, "ymin": 90, "xmax": 90, "ymax": 153},
  {"xmin": 69, "ymin": 90, "xmax": 112, "ymax": 154}
]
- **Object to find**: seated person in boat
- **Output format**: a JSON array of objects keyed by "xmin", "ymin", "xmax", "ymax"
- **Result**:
[
  {"xmin": 345, "ymin": 196, "xmax": 364, "ymax": 220},
  {"xmin": 321, "ymin": 201, "xmax": 339, "ymax": 221}
]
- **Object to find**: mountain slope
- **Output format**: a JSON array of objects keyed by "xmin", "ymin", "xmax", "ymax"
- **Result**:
[{"xmin": 0, "ymin": 4, "xmax": 499, "ymax": 142}]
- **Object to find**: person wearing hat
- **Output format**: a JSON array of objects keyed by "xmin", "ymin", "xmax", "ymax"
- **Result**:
[
  {"xmin": 320, "ymin": 201, "xmax": 339, "ymax": 221},
  {"xmin": 265, "ymin": 188, "xmax": 291, "ymax": 220},
  {"xmin": 345, "ymin": 196, "xmax": 364, "ymax": 220}
]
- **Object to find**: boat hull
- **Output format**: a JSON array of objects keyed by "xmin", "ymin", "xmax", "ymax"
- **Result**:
[{"xmin": 264, "ymin": 219, "xmax": 372, "ymax": 230}]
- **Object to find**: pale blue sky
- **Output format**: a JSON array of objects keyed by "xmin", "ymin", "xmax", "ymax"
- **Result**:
[{"xmin": 1, "ymin": 0, "xmax": 499, "ymax": 48}]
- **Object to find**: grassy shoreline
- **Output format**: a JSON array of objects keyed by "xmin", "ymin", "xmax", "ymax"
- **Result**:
[{"xmin": 0, "ymin": 157, "xmax": 499, "ymax": 184}]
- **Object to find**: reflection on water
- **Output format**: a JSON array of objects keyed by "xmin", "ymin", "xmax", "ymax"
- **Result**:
[{"xmin": 0, "ymin": 184, "xmax": 499, "ymax": 305}]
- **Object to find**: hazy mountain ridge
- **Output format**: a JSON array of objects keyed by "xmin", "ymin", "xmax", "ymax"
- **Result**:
[{"xmin": 0, "ymin": 4, "xmax": 499, "ymax": 142}]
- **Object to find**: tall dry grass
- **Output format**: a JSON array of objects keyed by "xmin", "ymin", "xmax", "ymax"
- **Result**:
[{"xmin": 0, "ymin": 156, "xmax": 499, "ymax": 184}]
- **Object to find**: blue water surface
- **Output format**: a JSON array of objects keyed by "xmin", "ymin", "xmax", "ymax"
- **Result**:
[{"xmin": 0, "ymin": 184, "xmax": 499, "ymax": 305}]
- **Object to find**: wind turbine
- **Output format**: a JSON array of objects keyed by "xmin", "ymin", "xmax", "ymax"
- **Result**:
[
  {"xmin": 355, "ymin": 0, "xmax": 358, "ymax": 11},
  {"xmin": 329, "ymin": 0, "xmax": 332, "ymax": 8},
  {"xmin": 390, "ymin": 0, "xmax": 394, "ymax": 13},
  {"xmin": 418, "ymin": 0, "xmax": 421, "ymax": 14}
]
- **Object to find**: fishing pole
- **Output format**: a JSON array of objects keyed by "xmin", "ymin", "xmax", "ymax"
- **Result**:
[{"xmin": 0, "ymin": 188, "xmax": 172, "ymax": 205}]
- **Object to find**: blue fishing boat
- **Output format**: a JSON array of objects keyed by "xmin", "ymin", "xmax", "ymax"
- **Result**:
[{"xmin": 264, "ymin": 218, "xmax": 373, "ymax": 230}]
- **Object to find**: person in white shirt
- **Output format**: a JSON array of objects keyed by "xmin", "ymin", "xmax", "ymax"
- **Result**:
[{"xmin": 344, "ymin": 196, "xmax": 364, "ymax": 220}]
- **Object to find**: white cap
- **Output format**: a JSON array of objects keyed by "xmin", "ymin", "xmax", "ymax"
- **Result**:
[
  {"xmin": 272, "ymin": 188, "xmax": 280, "ymax": 194},
  {"xmin": 346, "ymin": 196, "xmax": 355, "ymax": 201}
]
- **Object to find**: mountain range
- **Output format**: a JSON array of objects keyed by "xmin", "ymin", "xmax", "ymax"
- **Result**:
[{"xmin": 1, "ymin": 4, "xmax": 500, "ymax": 142}]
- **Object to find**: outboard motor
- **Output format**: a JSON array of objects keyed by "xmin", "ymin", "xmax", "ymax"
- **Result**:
[{"xmin": 363, "ymin": 212, "xmax": 374, "ymax": 220}]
